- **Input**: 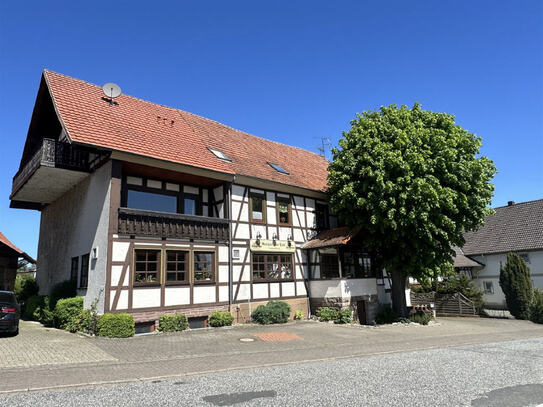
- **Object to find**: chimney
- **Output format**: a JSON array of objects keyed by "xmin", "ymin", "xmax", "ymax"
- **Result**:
[{"xmin": 508, "ymin": 201, "xmax": 515, "ymax": 206}]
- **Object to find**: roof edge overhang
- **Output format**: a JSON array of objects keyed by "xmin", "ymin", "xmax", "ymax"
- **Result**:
[
  {"xmin": 111, "ymin": 151, "xmax": 235, "ymax": 182},
  {"xmin": 234, "ymin": 174, "xmax": 327, "ymax": 200},
  {"xmin": 463, "ymin": 247, "xmax": 543, "ymax": 257}
]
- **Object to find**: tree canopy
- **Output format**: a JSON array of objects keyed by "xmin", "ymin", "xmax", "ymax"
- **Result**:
[{"xmin": 328, "ymin": 103, "xmax": 496, "ymax": 315}]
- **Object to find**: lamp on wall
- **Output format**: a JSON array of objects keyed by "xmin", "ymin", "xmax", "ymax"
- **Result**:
[
  {"xmin": 256, "ymin": 232, "xmax": 262, "ymax": 246},
  {"xmin": 287, "ymin": 235, "xmax": 292, "ymax": 247},
  {"xmin": 272, "ymin": 232, "xmax": 278, "ymax": 245}
]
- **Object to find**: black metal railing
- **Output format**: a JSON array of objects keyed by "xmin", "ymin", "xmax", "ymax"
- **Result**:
[
  {"xmin": 118, "ymin": 208, "xmax": 230, "ymax": 242},
  {"xmin": 11, "ymin": 138, "xmax": 110, "ymax": 197}
]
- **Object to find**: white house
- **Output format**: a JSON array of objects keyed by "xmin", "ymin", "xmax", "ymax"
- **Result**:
[
  {"xmin": 9, "ymin": 70, "xmax": 382, "ymax": 329},
  {"xmin": 462, "ymin": 199, "xmax": 543, "ymax": 308}
]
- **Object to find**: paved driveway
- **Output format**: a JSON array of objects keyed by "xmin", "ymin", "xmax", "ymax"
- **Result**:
[{"xmin": 0, "ymin": 317, "xmax": 542, "ymax": 394}]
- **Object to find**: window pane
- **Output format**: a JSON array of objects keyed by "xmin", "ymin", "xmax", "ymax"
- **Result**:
[
  {"xmin": 184, "ymin": 198, "xmax": 196, "ymax": 215},
  {"xmin": 127, "ymin": 190, "xmax": 177, "ymax": 213},
  {"xmin": 251, "ymin": 196, "xmax": 263, "ymax": 220},
  {"xmin": 278, "ymin": 201, "xmax": 289, "ymax": 223}
]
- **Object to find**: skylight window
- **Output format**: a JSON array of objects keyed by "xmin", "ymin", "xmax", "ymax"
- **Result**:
[
  {"xmin": 207, "ymin": 147, "xmax": 231, "ymax": 162},
  {"xmin": 268, "ymin": 162, "xmax": 289, "ymax": 175}
]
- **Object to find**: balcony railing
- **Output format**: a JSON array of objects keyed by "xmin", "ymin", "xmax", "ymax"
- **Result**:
[
  {"xmin": 12, "ymin": 138, "xmax": 110, "ymax": 197},
  {"xmin": 118, "ymin": 208, "xmax": 230, "ymax": 242}
]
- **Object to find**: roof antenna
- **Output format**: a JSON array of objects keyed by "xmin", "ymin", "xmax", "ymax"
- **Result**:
[
  {"xmin": 315, "ymin": 137, "xmax": 331, "ymax": 159},
  {"xmin": 102, "ymin": 82, "xmax": 122, "ymax": 105}
]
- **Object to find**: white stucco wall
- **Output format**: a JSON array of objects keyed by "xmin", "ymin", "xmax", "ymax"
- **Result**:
[
  {"xmin": 471, "ymin": 250, "xmax": 543, "ymax": 307},
  {"xmin": 37, "ymin": 161, "xmax": 112, "ymax": 312},
  {"xmin": 309, "ymin": 278, "xmax": 378, "ymax": 299}
]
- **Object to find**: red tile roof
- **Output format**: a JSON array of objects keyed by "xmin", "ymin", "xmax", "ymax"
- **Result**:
[
  {"xmin": 0, "ymin": 232, "xmax": 35, "ymax": 263},
  {"xmin": 43, "ymin": 70, "xmax": 329, "ymax": 192}
]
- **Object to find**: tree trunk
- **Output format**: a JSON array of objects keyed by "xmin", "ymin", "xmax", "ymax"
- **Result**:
[{"xmin": 390, "ymin": 268, "xmax": 409, "ymax": 318}]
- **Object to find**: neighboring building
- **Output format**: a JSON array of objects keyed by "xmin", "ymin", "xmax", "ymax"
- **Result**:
[
  {"xmin": 0, "ymin": 232, "xmax": 35, "ymax": 291},
  {"xmin": 9, "ymin": 70, "xmax": 380, "ymax": 327},
  {"xmin": 462, "ymin": 199, "xmax": 543, "ymax": 308}
]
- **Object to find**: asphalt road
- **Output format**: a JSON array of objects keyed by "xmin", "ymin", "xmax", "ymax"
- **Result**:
[{"xmin": 1, "ymin": 337, "xmax": 542, "ymax": 407}]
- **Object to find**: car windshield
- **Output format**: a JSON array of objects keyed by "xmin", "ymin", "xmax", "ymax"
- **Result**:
[{"xmin": 0, "ymin": 293, "xmax": 16, "ymax": 304}]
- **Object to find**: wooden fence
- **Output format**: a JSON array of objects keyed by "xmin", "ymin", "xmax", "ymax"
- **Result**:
[{"xmin": 411, "ymin": 291, "xmax": 478, "ymax": 317}]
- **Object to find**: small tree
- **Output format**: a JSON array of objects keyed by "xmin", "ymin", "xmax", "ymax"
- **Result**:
[
  {"xmin": 328, "ymin": 103, "xmax": 496, "ymax": 317},
  {"xmin": 499, "ymin": 252, "xmax": 533, "ymax": 319}
]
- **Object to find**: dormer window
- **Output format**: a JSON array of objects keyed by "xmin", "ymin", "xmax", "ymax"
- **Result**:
[
  {"xmin": 268, "ymin": 162, "xmax": 289, "ymax": 175},
  {"xmin": 208, "ymin": 147, "xmax": 231, "ymax": 162}
]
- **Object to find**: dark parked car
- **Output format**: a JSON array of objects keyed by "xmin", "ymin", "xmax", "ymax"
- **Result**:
[{"xmin": 0, "ymin": 291, "xmax": 20, "ymax": 335}]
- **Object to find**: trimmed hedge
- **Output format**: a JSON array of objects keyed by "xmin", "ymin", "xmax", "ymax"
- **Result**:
[
  {"xmin": 49, "ymin": 280, "xmax": 77, "ymax": 309},
  {"xmin": 209, "ymin": 311, "xmax": 234, "ymax": 327},
  {"xmin": 157, "ymin": 313, "xmax": 188, "ymax": 332},
  {"xmin": 97, "ymin": 313, "xmax": 135, "ymax": 337},
  {"xmin": 54, "ymin": 297, "xmax": 83, "ymax": 329},
  {"xmin": 409, "ymin": 310, "xmax": 431, "ymax": 325},
  {"xmin": 316, "ymin": 307, "xmax": 338, "ymax": 322},
  {"xmin": 251, "ymin": 301, "xmax": 291, "ymax": 325}
]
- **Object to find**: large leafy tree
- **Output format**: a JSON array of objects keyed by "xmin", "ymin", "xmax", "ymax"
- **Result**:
[
  {"xmin": 499, "ymin": 252, "xmax": 533, "ymax": 319},
  {"xmin": 328, "ymin": 103, "xmax": 496, "ymax": 317}
]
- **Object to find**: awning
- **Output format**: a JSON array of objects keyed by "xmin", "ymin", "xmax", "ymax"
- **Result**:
[
  {"xmin": 301, "ymin": 227, "xmax": 361, "ymax": 250},
  {"xmin": 453, "ymin": 246, "xmax": 483, "ymax": 268}
]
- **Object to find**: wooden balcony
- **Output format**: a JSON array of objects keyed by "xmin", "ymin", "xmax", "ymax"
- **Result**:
[
  {"xmin": 118, "ymin": 208, "xmax": 230, "ymax": 242},
  {"xmin": 10, "ymin": 138, "xmax": 110, "ymax": 209}
]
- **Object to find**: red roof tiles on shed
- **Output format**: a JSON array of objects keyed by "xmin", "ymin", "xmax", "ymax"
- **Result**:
[
  {"xmin": 0, "ymin": 232, "xmax": 35, "ymax": 263},
  {"xmin": 43, "ymin": 70, "xmax": 329, "ymax": 192}
]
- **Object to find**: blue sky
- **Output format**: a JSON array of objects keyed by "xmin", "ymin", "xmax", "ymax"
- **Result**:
[{"xmin": 1, "ymin": 1, "xmax": 542, "ymax": 258}]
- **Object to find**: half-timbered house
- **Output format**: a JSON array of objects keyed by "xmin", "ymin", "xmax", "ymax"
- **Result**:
[{"xmin": 10, "ymin": 70, "xmax": 381, "ymax": 329}]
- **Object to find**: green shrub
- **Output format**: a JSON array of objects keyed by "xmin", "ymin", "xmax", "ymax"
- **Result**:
[
  {"xmin": 22, "ymin": 295, "xmax": 45, "ymax": 320},
  {"xmin": 334, "ymin": 308, "xmax": 352, "ymax": 324},
  {"xmin": 14, "ymin": 274, "xmax": 39, "ymax": 303},
  {"xmin": 49, "ymin": 280, "xmax": 77, "ymax": 309},
  {"xmin": 251, "ymin": 301, "xmax": 291, "ymax": 324},
  {"xmin": 375, "ymin": 305, "xmax": 399, "ymax": 324},
  {"xmin": 500, "ymin": 252, "xmax": 533, "ymax": 320},
  {"xmin": 294, "ymin": 310, "xmax": 304, "ymax": 320},
  {"xmin": 65, "ymin": 296, "xmax": 101, "ymax": 334},
  {"xmin": 54, "ymin": 297, "xmax": 83, "ymax": 329},
  {"xmin": 409, "ymin": 310, "xmax": 431, "ymax": 325},
  {"xmin": 530, "ymin": 288, "xmax": 543, "ymax": 324},
  {"xmin": 97, "ymin": 313, "xmax": 135, "ymax": 338},
  {"xmin": 65, "ymin": 309, "xmax": 93, "ymax": 333},
  {"xmin": 157, "ymin": 313, "xmax": 188, "ymax": 332},
  {"xmin": 34, "ymin": 296, "xmax": 54, "ymax": 327},
  {"xmin": 316, "ymin": 307, "xmax": 339, "ymax": 322},
  {"xmin": 209, "ymin": 311, "xmax": 234, "ymax": 327}
]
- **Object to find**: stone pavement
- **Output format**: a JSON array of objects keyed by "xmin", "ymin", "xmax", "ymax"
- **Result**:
[
  {"xmin": 0, "ymin": 321, "xmax": 115, "ymax": 368},
  {"xmin": 0, "ymin": 317, "xmax": 542, "ymax": 393}
]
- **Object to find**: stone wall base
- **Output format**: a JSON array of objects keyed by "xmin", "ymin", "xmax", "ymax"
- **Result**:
[
  {"xmin": 310, "ymin": 296, "xmax": 379, "ymax": 325},
  {"xmin": 231, "ymin": 297, "xmax": 309, "ymax": 323},
  {"xmin": 129, "ymin": 304, "xmax": 230, "ymax": 325}
]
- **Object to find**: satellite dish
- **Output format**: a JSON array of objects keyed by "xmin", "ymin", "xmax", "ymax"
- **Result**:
[{"xmin": 102, "ymin": 82, "xmax": 122, "ymax": 99}]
